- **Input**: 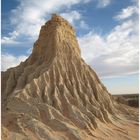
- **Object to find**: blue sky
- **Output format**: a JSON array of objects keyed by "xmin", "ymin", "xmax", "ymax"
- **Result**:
[{"xmin": 1, "ymin": 0, "xmax": 139, "ymax": 94}]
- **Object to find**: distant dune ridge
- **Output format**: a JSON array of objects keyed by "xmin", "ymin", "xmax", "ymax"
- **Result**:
[
  {"xmin": 1, "ymin": 14, "xmax": 138, "ymax": 140},
  {"xmin": 113, "ymin": 94, "xmax": 139, "ymax": 108}
]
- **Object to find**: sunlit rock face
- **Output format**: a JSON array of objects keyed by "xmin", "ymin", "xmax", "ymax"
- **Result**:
[{"xmin": 1, "ymin": 14, "xmax": 138, "ymax": 140}]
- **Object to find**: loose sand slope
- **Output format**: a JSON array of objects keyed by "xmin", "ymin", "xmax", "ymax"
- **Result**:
[{"xmin": 1, "ymin": 14, "xmax": 138, "ymax": 140}]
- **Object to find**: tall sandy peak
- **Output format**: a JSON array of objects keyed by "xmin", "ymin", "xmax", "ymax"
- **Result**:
[
  {"xmin": 29, "ymin": 13, "xmax": 80, "ymax": 64},
  {"xmin": 1, "ymin": 14, "xmax": 138, "ymax": 140}
]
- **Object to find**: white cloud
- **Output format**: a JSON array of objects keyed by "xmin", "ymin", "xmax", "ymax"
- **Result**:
[
  {"xmin": 1, "ymin": 31, "xmax": 20, "ymax": 45},
  {"xmin": 78, "ymin": 6, "xmax": 138, "ymax": 78},
  {"xmin": 114, "ymin": 6, "xmax": 138, "ymax": 20},
  {"xmin": 61, "ymin": 11, "xmax": 81, "ymax": 25},
  {"xmin": 96, "ymin": 0, "xmax": 111, "ymax": 8},
  {"xmin": 61, "ymin": 11, "xmax": 89, "ymax": 29},
  {"xmin": 79, "ymin": 20, "xmax": 89, "ymax": 29},
  {"xmin": 1, "ymin": 54, "xmax": 27, "ymax": 71}
]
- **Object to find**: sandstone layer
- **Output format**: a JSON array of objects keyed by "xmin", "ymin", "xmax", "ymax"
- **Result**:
[{"xmin": 1, "ymin": 14, "xmax": 138, "ymax": 140}]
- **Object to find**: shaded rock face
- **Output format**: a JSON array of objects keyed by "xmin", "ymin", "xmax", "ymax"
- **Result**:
[{"xmin": 1, "ymin": 14, "xmax": 138, "ymax": 140}]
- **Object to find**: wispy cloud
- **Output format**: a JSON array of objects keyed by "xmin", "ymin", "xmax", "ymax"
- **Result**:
[
  {"xmin": 60, "ymin": 11, "xmax": 89, "ymax": 29},
  {"xmin": 61, "ymin": 11, "xmax": 81, "ymax": 25},
  {"xmin": 79, "ymin": 20, "xmax": 89, "ymax": 29},
  {"xmin": 1, "ymin": 31, "xmax": 20, "ymax": 45},
  {"xmin": 114, "ymin": 6, "xmax": 138, "ymax": 21},
  {"xmin": 96, "ymin": 0, "xmax": 111, "ymax": 8}
]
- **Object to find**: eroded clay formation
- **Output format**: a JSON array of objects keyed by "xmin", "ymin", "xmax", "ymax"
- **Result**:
[{"xmin": 1, "ymin": 14, "xmax": 138, "ymax": 140}]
